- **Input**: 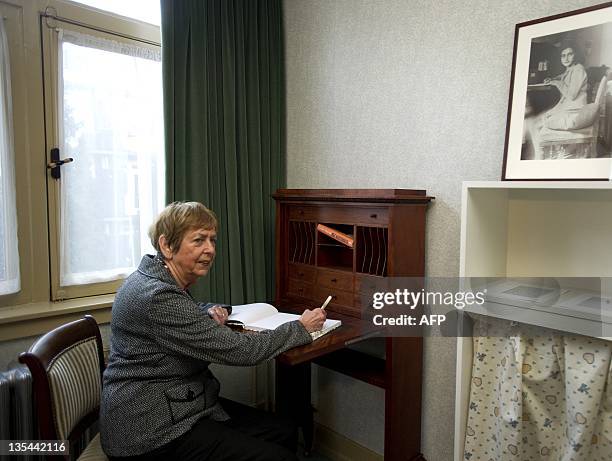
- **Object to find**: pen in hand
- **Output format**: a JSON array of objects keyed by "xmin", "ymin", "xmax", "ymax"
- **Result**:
[
  {"xmin": 300, "ymin": 296, "xmax": 330, "ymax": 332},
  {"xmin": 320, "ymin": 295, "xmax": 333, "ymax": 310}
]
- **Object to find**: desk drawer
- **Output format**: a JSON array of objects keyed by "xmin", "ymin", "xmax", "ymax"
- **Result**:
[
  {"xmin": 348, "ymin": 207, "xmax": 388, "ymax": 226},
  {"xmin": 288, "ymin": 263, "xmax": 316, "ymax": 284},
  {"xmin": 317, "ymin": 207, "xmax": 388, "ymax": 226},
  {"xmin": 287, "ymin": 205, "xmax": 389, "ymax": 226},
  {"xmin": 287, "ymin": 279, "xmax": 314, "ymax": 302},
  {"xmin": 314, "ymin": 285, "xmax": 353, "ymax": 309},
  {"xmin": 353, "ymin": 292, "xmax": 376, "ymax": 312},
  {"xmin": 355, "ymin": 274, "xmax": 385, "ymax": 293},
  {"xmin": 316, "ymin": 268, "xmax": 354, "ymax": 291},
  {"xmin": 288, "ymin": 206, "xmax": 318, "ymax": 221}
]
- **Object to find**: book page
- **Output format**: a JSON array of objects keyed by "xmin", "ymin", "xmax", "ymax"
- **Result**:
[
  {"xmin": 228, "ymin": 303, "xmax": 279, "ymax": 325},
  {"xmin": 311, "ymin": 318, "xmax": 342, "ymax": 340},
  {"xmin": 248, "ymin": 312, "xmax": 301, "ymax": 331},
  {"xmin": 229, "ymin": 304, "xmax": 343, "ymax": 340},
  {"xmin": 250, "ymin": 314, "xmax": 342, "ymax": 340},
  {"xmin": 320, "ymin": 318, "xmax": 342, "ymax": 331}
]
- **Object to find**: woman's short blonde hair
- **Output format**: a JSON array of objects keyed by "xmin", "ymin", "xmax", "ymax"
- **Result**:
[{"xmin": 149, "ymin": 202, "xmax": 218, "ymax": 253}]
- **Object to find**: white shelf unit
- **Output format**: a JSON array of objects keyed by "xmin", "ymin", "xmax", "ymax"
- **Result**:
[{"xmin": 454, "ymin": 181, "xmax": 612, "ymax": 461}]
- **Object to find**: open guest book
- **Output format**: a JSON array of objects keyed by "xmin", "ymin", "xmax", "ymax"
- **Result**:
[{"xmin": 227, "ymin": 303, "xmax": 342, "ymax": 340}]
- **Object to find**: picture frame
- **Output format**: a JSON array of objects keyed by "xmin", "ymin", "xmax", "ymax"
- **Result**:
[{"xmin": 502, "ymin": 2, "xmax": 612, "ymax": 180}]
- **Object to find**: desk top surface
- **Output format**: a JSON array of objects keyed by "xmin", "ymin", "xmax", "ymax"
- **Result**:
[
  {"xmin": 275, "ymin": 303, "xmax": 381, "ymax": 366},
  {"xmin": 273, "ymin": 188, "xmax": 433, "ymax": 204}
]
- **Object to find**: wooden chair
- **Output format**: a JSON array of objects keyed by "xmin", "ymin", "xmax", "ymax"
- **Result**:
[
  {"xmin": 19, "ymin": 316, "xmax": 108, "ymax": 461},
  {"xmin": 539, "ymin": 75, "xmax": 608, "ymax": 159}
]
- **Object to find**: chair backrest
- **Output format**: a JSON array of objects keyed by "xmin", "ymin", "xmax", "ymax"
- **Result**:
[
  {"xmin": 19, "ymin": 316, "xmax": 105, "ymax": 449},
  {"xmin": 592, "ymin": 76, "xmax": 608, "ymax": 140},
  {"xmin": 594, "ymin": 75, "xmax": 608, "ymax": 108}
]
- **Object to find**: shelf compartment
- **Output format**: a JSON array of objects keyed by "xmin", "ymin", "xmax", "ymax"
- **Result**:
[
  {"xmin": 356, "ymin": 226, "xmax": 388, "ymax": 276},
  {"xmin": 288, "ymin": 220, "xmax": 315, "ymax": 265},
  {"xmin": 462, "ymin": 185, "xmax": 612, "ymax": 278},
  {"xmin": 316, "ymin": 223, "xmax": 354, "ymax": 270},
  {"xmin": 313, "ymin": 348, "xmax": 386, "ymax": 388}
]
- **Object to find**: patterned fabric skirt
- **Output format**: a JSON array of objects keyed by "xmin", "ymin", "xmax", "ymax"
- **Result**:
[{"xmin": 463, "ymin": 318, "xmax": 612, "ymax": 461}]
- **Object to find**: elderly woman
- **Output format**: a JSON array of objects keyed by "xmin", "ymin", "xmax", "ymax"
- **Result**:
[{"xmin": 100, "ymin": 202, "xmax": 326, "ymax": 461}]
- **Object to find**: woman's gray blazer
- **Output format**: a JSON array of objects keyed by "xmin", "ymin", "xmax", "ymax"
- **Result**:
[{"xmin": 100, "ymin": 254, "xmax": 312, "ymax": 456}]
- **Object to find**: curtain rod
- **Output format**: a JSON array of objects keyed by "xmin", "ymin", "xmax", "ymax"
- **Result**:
[{"xmin": 41, "ymin": 10, "xmax": 160, "ymax": 47}]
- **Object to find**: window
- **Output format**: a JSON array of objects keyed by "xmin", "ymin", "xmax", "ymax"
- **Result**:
[
  {"xmin": 44, "ymin": 25, "xmax": 164, "ymax": 299},
  {"xmin": 0, "ymin": 17, "xmax": 19, "ymax": 296},
  {"xmin": 0, "ymin": 0, "xmax": 162, "ymax": 308},
  {"xmin": 32, "ymin": 2, "xmax": 165, "ymax": 301}
]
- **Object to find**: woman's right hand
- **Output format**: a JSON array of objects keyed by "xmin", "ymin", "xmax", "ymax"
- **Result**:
[{"xmin": 299, "ymin": 308, "xmax": 327, "ymax": 333}]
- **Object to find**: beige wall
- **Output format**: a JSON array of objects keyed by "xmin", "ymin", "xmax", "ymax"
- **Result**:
[{"xmin": 283, "ymin": 0, "xmax": 604, "ymax": 459}]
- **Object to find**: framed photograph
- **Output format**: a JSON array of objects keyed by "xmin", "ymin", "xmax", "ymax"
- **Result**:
[{"xmin": 503, "ymin": 2, "xmax": 612, "ymax": 180}]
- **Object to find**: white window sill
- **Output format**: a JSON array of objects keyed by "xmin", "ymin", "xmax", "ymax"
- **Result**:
[{"xmin": 0, "ymin": 294, "xmax": 114, "ymax": 341}]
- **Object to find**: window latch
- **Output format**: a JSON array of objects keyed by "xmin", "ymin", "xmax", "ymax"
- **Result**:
[{"xmin": 47, "ymin": 147, "xmax": 74, "ymax": 179}]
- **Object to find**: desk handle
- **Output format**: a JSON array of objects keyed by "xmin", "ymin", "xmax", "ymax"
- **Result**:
[
  {"xmin": 331, "ymin": 278, "xmax": 337, "ymax": 283},
  {"xmin": 370, "ymin": 213, "xmax": 378, "ymax": 219}
]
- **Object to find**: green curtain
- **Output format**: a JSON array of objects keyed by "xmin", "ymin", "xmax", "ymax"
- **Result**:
[{"xmin": 161, "ymin": 0, "xmax": 285, "ymax": 304}]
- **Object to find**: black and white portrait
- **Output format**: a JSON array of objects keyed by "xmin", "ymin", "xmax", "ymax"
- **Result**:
[
  {"xmin": 503, "ymin": 4, "xmax": 612, "ymax": 180},
  {"xmin": 522, "ymin": 24, "xmax": 612, "ymax": 161}
]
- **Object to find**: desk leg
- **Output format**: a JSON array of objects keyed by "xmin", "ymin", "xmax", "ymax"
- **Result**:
[
  {"xmin": 275, "ymin": 361, "xmax": 313, "ymax": 456},
  {"xmin": 385, "ymin": 337, "xmax": 424, "ymax": 460}
]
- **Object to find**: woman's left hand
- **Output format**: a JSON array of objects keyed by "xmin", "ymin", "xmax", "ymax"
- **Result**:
[{"xmin": 207, "ymin": 305, "xmax": 230, "ymax": 325}]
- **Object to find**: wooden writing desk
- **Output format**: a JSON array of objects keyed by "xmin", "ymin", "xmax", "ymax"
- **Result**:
[{"xmin": 273, "ymin": 189, "xmax": 432, "ymax": 461}]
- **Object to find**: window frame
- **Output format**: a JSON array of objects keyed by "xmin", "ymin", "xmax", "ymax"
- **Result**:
[
  {"xmin": 41, "ymin": 10, "xmax": 162, "ymax": 300},
  {"xmin": 0, "ymin": 0, "xmax": 161, "ymax": 309},
  {"xmin": 0, "ymin": 7, "xmax": 21, "ymax": 296},
  {"xmin": 0, "ymin": 0, "xmax": 47, "ymax": 309}
]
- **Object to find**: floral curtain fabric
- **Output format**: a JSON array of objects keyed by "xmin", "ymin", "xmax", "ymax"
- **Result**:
[{"xmin": 464, "ymin": 318, "xmax": 611, "ymax": 460}]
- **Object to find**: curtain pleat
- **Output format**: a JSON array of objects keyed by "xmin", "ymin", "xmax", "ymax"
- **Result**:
[{"xmin": 161, "ymin": 0, "xmax": 285, "ymax": 304}]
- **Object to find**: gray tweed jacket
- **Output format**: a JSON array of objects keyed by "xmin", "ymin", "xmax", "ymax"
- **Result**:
[{"xmin": 100, "ymin": 254, "xmax": 312, "ymax": 456}]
